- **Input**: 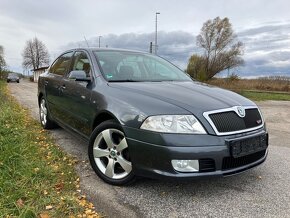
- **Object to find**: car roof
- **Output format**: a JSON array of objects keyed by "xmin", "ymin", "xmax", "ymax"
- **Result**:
[{"xmin": 67, "ymin": 47, "xmax": 150, "ymax": 54}]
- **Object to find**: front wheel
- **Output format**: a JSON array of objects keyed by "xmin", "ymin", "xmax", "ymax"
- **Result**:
[{"xmin": 88, "ymin": 120, "xmax": 135, "ymax": 185}]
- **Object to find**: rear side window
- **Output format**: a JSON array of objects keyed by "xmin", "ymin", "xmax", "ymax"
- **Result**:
[{"xmin": 49, "ymin": 52, "xmax": 73, "ymax": 76}]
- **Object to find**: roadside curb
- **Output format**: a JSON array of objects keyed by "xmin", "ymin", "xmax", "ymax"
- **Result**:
[{"xmin": 77, "ymin": 167, "xmax": 142, "ymax": 218}]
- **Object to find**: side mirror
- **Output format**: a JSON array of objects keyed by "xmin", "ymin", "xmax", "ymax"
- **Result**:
[{"xmin": 68, "ymin": 70, "xmax": 91, "ymax": 82}]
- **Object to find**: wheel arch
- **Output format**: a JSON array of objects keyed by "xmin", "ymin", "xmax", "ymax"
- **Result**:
[
  {"xmin": 38, "ymin": 92, "xmax": 44, "ymax": 107},
  {"xmin": 92, "ymin": 110, "xmax": 121, "ymax": 131}
]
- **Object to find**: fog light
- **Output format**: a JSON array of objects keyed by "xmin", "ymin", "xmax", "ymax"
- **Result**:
[{"xmin": 171, "ymin": 160, "xmax": 199, "ymax": 172}]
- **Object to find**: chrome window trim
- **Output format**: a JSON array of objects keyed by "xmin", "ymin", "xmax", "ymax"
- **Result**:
[{"xmin": 203, "ymin": 106, "xmax": 264, "ymax": 136}]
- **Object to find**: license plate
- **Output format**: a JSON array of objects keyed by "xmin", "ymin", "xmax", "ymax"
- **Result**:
[{"xmin": 227, "ymin": 134, "xmax": 268, "ymax": 158}]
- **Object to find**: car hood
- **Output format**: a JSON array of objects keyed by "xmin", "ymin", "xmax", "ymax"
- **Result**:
[{"xmin": 108, "ymin": 81, "xmax": 256, "ymax": 114}]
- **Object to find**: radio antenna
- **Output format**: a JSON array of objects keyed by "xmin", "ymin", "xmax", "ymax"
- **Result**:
[{"xmin": 84, "ymin": 36, "xmax": 90, "ymax": 48}]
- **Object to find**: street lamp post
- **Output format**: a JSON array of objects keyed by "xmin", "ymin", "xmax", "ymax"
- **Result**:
[
  {"xmin": 98, "ymin": 36, "xmax": 102, "ymax": 48},
  {"xmin": 155, "ymin": 12, "xmax": 160, "ymax": 54}
]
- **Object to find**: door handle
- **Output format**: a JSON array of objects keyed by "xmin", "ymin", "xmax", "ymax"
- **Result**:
[{"xmin": 59, "ymin": 85, "xmax": 66, "ymax": 92}]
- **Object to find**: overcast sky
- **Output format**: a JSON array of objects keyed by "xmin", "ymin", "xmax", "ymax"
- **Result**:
[{"xmin": 0, "ymin": 0, "xmax": 289, "ymax": 77}]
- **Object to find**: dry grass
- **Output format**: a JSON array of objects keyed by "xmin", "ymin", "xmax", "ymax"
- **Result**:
[{"xmin": 208, "ymin": 76, "xmax": 290, "ymax": 92}]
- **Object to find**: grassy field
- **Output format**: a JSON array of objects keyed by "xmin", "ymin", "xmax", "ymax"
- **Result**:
[
  {"xmin": 0, "ymin": 81, "xmax": 99, "ymax": 217},
  {"xmin": 239, "ymin": 90, "xmax": 290, "ymax": 101},
  {"xmin": 207, "ymin": 77, "xmax": 290, "ymax": 101},
  {"xmin": 208, "ymin": 76, "xmax": 290, "ymax": 92}
]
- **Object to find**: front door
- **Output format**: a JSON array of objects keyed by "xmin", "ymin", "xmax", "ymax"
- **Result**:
[{"xmin": 60, "ymin": 51, "xmax": 94, "ymax": 136}]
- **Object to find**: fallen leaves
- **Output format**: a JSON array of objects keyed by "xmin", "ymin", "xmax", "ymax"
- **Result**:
[
  {"xmin": 16, "ymin": 198, "xmax": 24, "ymax": 207},
  {"xmin": 160, "ymin": 191, "xmax": 167, "ymax": 196},
  {"xmin": 39, "ymin": 212, "xmax": 50, "ymax": 218},
  {"xmin": 68, "ymin": 159, "xmax": 79, "ymax": 166},
  {"xmin": 54, "ymin": 182, "xmax": 64, "ymax": 192},
  {"xmin": 45, "ymin": 205, "xmax": 53, "ymax": 210},
  {"xmin": 77, "ymin": 195, "xmax": 98, "ymax": 217}
]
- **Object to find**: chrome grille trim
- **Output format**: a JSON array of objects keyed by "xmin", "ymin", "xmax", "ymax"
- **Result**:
[{"xmin": 203, "ymin": 106, "xmax": 264, "ymax": 136}]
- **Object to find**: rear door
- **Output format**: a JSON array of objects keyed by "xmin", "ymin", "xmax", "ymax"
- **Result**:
[
  {"xmin": 59, "ymin": 50, "xmax": 94, "ymax": 136},
  {"xmin": 45, "ymin": 51, "xmax": 74, "ymax": 121}
]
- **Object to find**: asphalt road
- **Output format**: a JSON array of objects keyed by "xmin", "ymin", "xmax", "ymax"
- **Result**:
[{"xmin": 8, "ymin": 80, "xmax": 290, "ymax": 218}]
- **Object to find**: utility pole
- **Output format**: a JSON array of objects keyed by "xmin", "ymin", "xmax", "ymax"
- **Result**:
[
  {"xmin": 98, "ymin": 36, "xmax": 102, "ymax": 48},
  {"xmin": 149, "ymin": 42, "xmax": 153, "ymax": 53},
  {"xmin": 155, "ymin": 12, "xmax": 160, "ymax": 54}
]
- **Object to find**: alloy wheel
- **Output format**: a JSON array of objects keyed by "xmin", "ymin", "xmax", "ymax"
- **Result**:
[
  {"xmin": 40, "ymin": 99, "xmax": 47, "ymax": 126},
  {"xmin": 93, "ymin": 128, "xmax": 132, "ymax": 179}
]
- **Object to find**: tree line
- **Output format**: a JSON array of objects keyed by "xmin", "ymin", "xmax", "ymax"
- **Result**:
[{"xmin": 1, "ymin": 16, "xmax": 243, "ymax": 81}]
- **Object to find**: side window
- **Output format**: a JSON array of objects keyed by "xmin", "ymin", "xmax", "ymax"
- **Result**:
[
  {"xmin": 49, "ymin": 52, "xmax": 73, "ymax": 76},
  {"xmin": 72, "ymin": 51, "xmax": 91, "ymax": 78}
]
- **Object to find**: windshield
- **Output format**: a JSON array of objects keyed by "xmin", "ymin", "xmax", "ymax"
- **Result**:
[
  {"xmin": 8, "ymin": 73, "xmax": 18, "ymax": 78},
  {"xmin": 93, "ymin": 51, "xmax": 191, "ymax": 82}
]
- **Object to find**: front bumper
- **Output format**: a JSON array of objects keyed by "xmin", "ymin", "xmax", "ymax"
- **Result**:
[{"xmin": 123, "ymin": 127, "xmax": 268, "ymax": 180}]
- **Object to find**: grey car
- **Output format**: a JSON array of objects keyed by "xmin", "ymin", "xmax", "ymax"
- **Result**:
[
  {"xmin": 38, "ymin": 48, "xmax": 268, "ymax": 185},
  {"xmin": 7, "ymin": 73, "xmax": 20, "ymax": 83}
]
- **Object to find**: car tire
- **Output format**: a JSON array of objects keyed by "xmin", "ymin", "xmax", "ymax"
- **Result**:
[
  {"xmin": 17, "ymin": 80, "xmax": 19, "ymax": 83},
  {"xmin": 7, "ymin": 80, "xmax": 9, "ymax": 83},
  {"xmin": 88, "ymin": 120, "xmax": 136, "ymax": 186},
  {"xmin": 39, "ymin": 97, "xmax": 57, "ymax": 129}
]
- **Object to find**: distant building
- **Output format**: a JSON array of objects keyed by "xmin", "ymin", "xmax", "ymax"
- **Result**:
[{"xmin": 33, "ymin": 67, "xmax": 49, "ymax": 82}]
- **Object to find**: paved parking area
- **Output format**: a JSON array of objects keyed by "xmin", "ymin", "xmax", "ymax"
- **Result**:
[{"xmin": 8, "ymin": 80, "xmax": 290, "ymax": 218}]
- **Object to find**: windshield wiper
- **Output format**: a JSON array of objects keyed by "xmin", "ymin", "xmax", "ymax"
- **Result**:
[{"xmin": 109, "ymin": 79, "xmax": 143, "ymax": 82}]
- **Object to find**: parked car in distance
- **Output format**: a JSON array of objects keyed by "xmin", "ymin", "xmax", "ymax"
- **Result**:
[
  {"xmin": 7, "ymin": 73, "xmax": 20, "ymax": 83},
  {"xmin": 38, "ymin": 48, "xmax": 268, "ymax": 185}
]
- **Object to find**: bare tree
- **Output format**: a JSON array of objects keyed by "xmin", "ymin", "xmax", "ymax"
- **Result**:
[
  {"xmin": 0, "ymin": 45, "xmax": 7, "ymax": 79},
  {"xmin": 22, "ymin": 37, "xmax": 50, "ymax": 70},
  {"xmin": 0, "ymin": 45, "xmax": 6, "ymax": 72},
  {"xmin": 188, "ymin": 17, "xmax": 244, "ymax": 80}
]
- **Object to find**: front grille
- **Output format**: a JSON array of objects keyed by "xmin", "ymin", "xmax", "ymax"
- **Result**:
[
  {"xmin": 199, "ymin": 159, "xmax": 215, "ymax": 172},
  {"xmin": 209, "ymin": 108, "xmax": 262, "ymax": 133},
  {"xmin": 222, "ymin": 150, "xmax": 266, "ymax": 170}
]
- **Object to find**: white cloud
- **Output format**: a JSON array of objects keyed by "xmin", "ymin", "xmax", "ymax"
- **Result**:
[{"xmin": 0, "ymin": 0, "xmax": 289, "ymax": 76}]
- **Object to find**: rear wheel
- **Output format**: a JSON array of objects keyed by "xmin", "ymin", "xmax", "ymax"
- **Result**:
[
  {"xmin": 88, "ymin": 120, "xmax": 135, "ymax": 185},
  {"xmin": 39, "ymin": 97, "xmax": 56, "ymax": 129}
]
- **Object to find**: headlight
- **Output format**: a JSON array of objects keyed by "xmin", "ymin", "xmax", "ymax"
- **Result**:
[{"xmin": 140, "ymin": 115, "xmax": 207, "ymax": 134}]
